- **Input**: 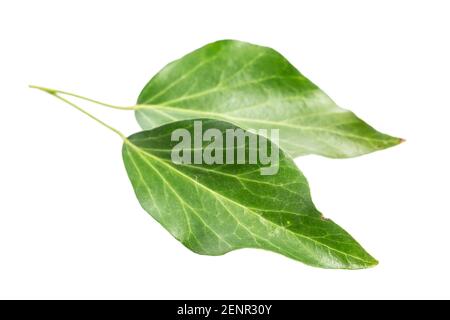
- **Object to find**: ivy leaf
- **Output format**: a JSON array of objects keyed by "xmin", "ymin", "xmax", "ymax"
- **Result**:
[
  {"xmin": 122, "ymin": 118, "xmax": 377, "ymax": 269},
  {"xmin": 136, "ymin": 39, "xmax": 402, "ymax": 158}
]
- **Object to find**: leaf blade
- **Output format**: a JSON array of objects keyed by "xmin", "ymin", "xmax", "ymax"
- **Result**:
[
  {"xmin": 136, "ymin": 39, "xmax": 401, "ymax": 158},
  {"xmin": 122, "ymin": 119, "xmax": 377, "ymax": 269}
]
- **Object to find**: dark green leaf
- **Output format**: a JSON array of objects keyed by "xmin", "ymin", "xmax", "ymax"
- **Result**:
[
  {"xmin": 122, "ymin": 119, "xmax": 377, "ymax": 269},
  {"xmin": 136, "ymin": 39, "xmax": 401, "ymax": 158}
]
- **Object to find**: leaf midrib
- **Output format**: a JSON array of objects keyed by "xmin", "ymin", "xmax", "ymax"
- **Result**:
[
  {"xmin": 136, "ymin": 104, "xmax": 394, "ymax": 144},
  {"xmin": 125, "ymin": 139, "xmax": 373, "ymax": 266}
]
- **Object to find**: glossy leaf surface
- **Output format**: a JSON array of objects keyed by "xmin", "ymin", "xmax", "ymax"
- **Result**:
[{"xmin": 122, "ymin": 119, "xmax": 377, "ymax": 269}]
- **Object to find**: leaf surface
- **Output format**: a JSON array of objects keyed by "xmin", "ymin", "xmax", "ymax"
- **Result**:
[
  {"xmin": 136, "ymin": 40, "xmax": 401, "ymax": 158},
  {"xmin": 122, "ymin": 119, "xmax": 377, "ymax": 269}
]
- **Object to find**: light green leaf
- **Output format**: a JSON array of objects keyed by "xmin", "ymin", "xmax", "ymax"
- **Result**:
[
  {"xmin": 122, "ymin": 118, "xmax": 377, "ymax": 269},
  {"xmin": 136, "ymin": 39, "xmax": 402, "ymax": 158}
]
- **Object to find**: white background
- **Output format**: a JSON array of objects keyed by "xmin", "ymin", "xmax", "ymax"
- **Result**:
[{"xmin": 1, "ymin": 0, "xmax": 449, "ymax": 299}]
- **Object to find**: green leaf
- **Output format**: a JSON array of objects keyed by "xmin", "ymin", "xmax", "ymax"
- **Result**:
[
  {"xmin": 136, "ymin": 39, "xmax": 402, "ymax": 158},
  {"xmin": 122, "ymin": 118, "xmax": 377, "ymax": 269}
]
